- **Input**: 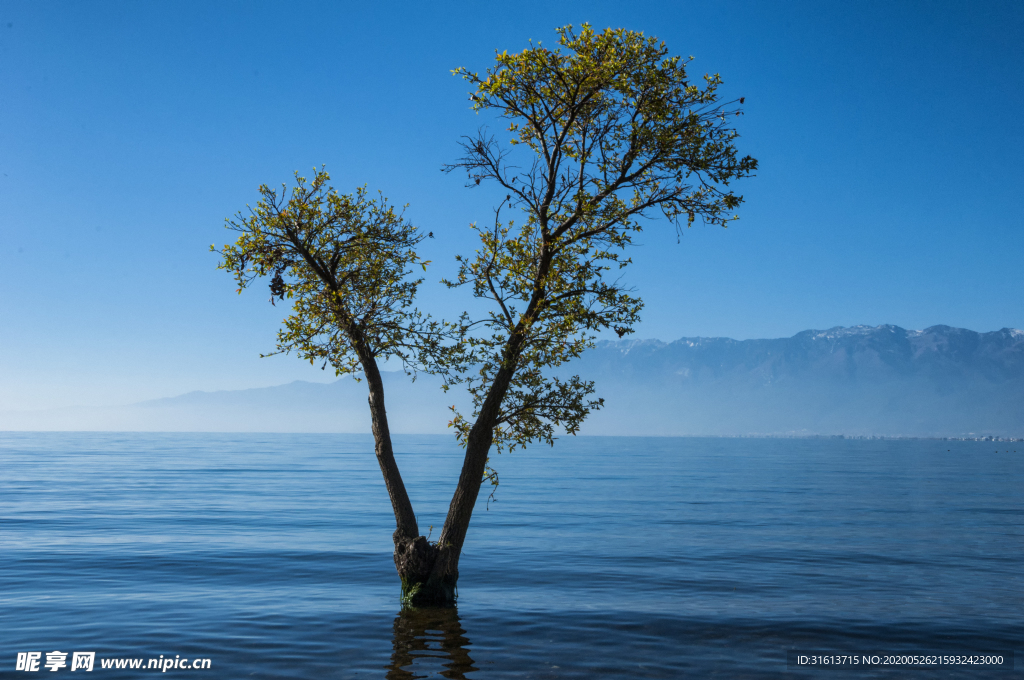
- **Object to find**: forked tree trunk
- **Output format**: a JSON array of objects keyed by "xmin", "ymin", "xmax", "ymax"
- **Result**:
[{"xmin": 359, "ymin": 325, "xmax": 526, "ymax": 606}]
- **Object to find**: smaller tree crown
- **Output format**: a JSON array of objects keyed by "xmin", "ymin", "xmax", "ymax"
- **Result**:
[{"xmin": 214, "ymin": 168, "xmax": 457, "ymax": 378}]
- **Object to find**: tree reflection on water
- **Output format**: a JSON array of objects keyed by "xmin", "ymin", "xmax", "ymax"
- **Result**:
[{"xmin": 385, "ymin": 607, "xmax": 478, "ymax": 679}]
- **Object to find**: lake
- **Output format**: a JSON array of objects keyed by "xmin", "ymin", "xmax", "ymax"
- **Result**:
[{"xmin": 0, "ymin": 433, "xmax": 1020, "ymax": 678}]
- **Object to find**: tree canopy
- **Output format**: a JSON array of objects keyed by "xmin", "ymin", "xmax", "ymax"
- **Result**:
[{"xmin": 214, "ymin": 24, "xmax": 757, "ymax": 608}]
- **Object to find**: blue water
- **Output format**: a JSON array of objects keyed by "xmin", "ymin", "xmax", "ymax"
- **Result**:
[{"xmin": 0, "ymin": 433, "xmax": 1021, "ymax": 678}]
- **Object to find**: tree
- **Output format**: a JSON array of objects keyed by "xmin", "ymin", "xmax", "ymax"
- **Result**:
[
  {"xmin": 215, "ymin": 23, "xmax": 756, "ymax": 609},
  {"xmin": 409, "ymin": 24, "xmax": 757, "ymax": 604},
  {"xmin": 214, "ymin": 169, "xmax": 465, "ymax": 602}
]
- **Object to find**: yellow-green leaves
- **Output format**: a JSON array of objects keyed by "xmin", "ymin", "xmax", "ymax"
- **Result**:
[
  {"xmin": 214, "ymin": 167, "xmax": 463, "ymax": 380},
  {"xmin": 449, "ymin": 23, "xmax": 756, "ymax": 239},
  {"xmin": 443, "ymin": 25, "xmax": 756, "ymax": 455}
]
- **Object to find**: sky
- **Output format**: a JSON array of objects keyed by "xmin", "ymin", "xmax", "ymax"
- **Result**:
[{"xmin": 1, "ymin": 0, "xmax": 1022, "ymax": 411}]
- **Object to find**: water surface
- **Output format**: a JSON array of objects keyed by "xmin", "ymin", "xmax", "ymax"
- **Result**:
[{"xmin": 1, "ymin": 433, "xmax": 1020, "ymax": 678}]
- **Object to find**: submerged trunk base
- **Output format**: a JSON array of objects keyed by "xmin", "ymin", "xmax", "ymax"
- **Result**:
[
  {"xmin": 400, "ymin": 575, "xmax": 457, "ymax": 607},
  {"xmin": 394, "ymin": 535, "xmax": 457, "ymax": 607}
]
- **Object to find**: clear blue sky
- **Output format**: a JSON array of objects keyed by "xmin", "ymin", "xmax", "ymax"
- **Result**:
[{"xmin": 1, "ymin": 0, "xmax": 1021, "ymax": 410}]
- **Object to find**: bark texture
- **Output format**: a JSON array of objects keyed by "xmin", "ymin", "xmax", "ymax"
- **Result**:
[
  {"xmin": 423, "ymin": 363, "xmax": 518, "ymax": 603},
  {"xmin": 361, "ymin": 350, "xmax": 419, "ymax": 543},
  {"xmin": 421, "ymin": 247, "xmax": 546, "ymax": 603},
  {"xmin": 357, "ymin": 346, "xmax": 444, "ymax": 603}
]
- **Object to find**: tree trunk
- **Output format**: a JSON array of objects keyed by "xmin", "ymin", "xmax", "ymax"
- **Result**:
[
  {"xmin": 416, "ymin": 364, "xmax": 516, "ymax": 606},
  {"xmin": 358, "ymin": 350, "xmax": 441, "ymax": 604},
  {"xmin": 406, "ymin": 246, "xmax": 550, "ymax": 606}
]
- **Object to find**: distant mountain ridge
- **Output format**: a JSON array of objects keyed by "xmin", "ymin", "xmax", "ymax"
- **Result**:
[
  {"xmin": 2, "ymin": 325, "xmax": 1021, "ymax": 436},
  {"xmin": 584, "ymin": 325, "xmax": 1024, "ymax": 384},
  {"xmin": 570, "ymin": 325, "xmax": 1024, "ymax": 437}
]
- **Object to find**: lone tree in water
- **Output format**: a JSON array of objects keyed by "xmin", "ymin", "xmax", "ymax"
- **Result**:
[
  {"xmin": 216, "ymin": 23, "xmax": 755, "ymax": 608},
  {"xmin": 411, "ymin": 24, "xmax": 758, "ymax": 604},
  {"xmin": 214, "ymin": 170, "xmax": 466, "ymax": 602}
]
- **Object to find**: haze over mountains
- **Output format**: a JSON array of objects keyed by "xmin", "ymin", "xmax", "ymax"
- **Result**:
[
  {"xmin": 3, "ymin": 325, "xmax": 1022, "ymax": 437},
  {"xmin": 572, "ymin": 324, "xmax": 1024, "ymax": 437}
]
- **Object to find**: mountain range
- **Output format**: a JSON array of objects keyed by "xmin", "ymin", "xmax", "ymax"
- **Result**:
[
  {"xmin": 3, "ymin": 325, "xmax": 1022, "ymax": 437},
  {"xmin": 570, "ymin": 324, "xmax": 1023, "ymax": 437}
]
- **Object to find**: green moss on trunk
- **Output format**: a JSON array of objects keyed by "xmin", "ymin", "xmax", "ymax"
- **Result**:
[{"xmin": 400, "ymin": 575, "xmax": 457, "ymax": 607}]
